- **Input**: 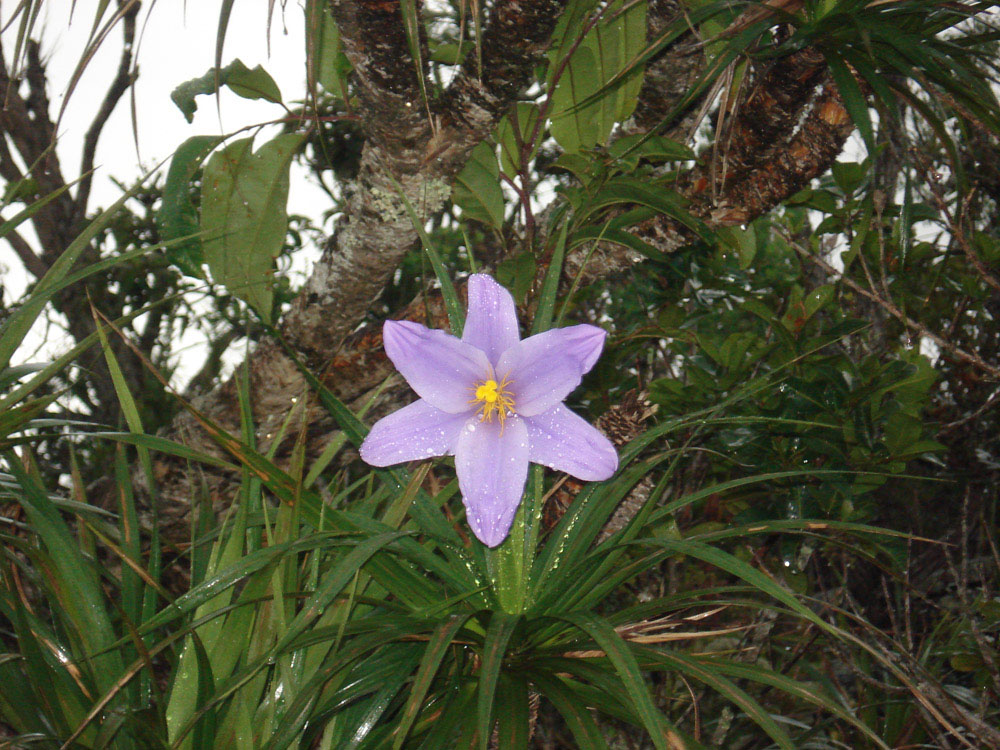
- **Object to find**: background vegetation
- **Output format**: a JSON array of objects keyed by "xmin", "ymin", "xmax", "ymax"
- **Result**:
[{"xmin": 1, "ymin": 0, "xmax": 999, "ymax": 747}]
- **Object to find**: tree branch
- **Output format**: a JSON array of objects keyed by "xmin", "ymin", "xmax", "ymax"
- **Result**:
[
  {"xmin": 792, "ymin": 236, "xmax": 1000, "ymax": 381},
  {"xmin": 0, "ymin": 38, "xmax": 78, "ymax": 262},
  {"xmin": 73, "ymin": 0, "xmax": 139, "ymax": 225},
  {"xmin": 432, "ymin": 0, "xmax": 570, "ymax": 172},
  {"xmin": 280, "ymin": 0, "xmax": 572, "ymax": 365},
  {"xmin": 710, "ymin": 81, "xmax": 854, "ymax": 224},
  {"xmin": 1, "ymin": 219, "xmax": 47, "ymax": 278},
  {"xmin": 0, "ymin": 132, "xmax": 26, "ymax": 185},
  {"xmin": 625, "ymin": 0, "xmax": 704, "ymax": 138},
  {"xmin": 702, "ymin": 46, "xmax": 826, "ymax": 191},
  {"xmin": 329, "ymin": 0, "xmax": 431, "ymax": 156},
  {"xmin": 565, "ymin": 76, "xmax": 856, "ymax": 286}
]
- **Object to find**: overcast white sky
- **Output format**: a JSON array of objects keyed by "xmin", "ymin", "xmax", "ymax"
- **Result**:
[
  {"xmin": 44, "ymin": 0, "xmax": 315, "ymax": 196},
  {"xmin": 2, "ymin": 0, "xmax": 328, "ymax": 375}
]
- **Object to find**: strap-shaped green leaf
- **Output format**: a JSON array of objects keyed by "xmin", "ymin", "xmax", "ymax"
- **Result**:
[
  {"xmin": 477, "ymin": 612, "xmax": 522, "ymax": 750},
  {"xmin": 556, "ymin": 611, "xmax": 680, "ymax": 750},
  {"xmin": 393, "ymin": 612, "xmax": 476, "ymax": 749},
  {"xmin": 275, "ymin": 531, "xmax": 410, "ymax": 653},
  {"xmin": 495, "ymin": 673, "xmax": 530, "ymax": 748},
  {"xmin": 0, "ymin": 176, "xmax": 149, "ymax": 373},
  {"xmin": 530, "ymin": 673, "xmax": 611, "ymax": 749},
  {"xmin": 531, "ymin": 223, "xmax": 569, "ymax": 336}
]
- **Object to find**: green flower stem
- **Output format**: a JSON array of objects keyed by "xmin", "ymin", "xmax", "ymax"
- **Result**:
[{"xmin": 487, "ymin": 465, "xmax": 542, "ymax": 613}]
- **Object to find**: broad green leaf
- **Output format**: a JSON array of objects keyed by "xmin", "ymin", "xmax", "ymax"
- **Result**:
[
  {"xmin": 453, "ymin": 141, "xmax": 505, "ymax": 229},
  {"xmin": 308, "ymin": 0, "xmax": 352, "ymax": 97},
  {"xmin": 201, "ymin": 133, "xmax": 304, "ymax": 320},
  {"xmin": 608, "ymin": 133, "xmax": 695, "ymax": 169},
  {"xmin": 496, "ymin": 103, "xmax": 542, "ymax": 177},
  {"xmin": 549, "ymin": 0, "xmax": 647, "ymax": 153},
  {"xmin": 158, "ymin": 135, "xmax": 224, "ymax": 278},
  {"xmin": 171, "ymin": 59, "xmax": 282, "ymax": 123},
  {"xmin": 550, "ymin": 43, "xmax": 604, "ymax": 152},
  {"xmin": 832, "ymin": 160, "xmax": 868, "ymax": 193},
  {"xmin": 717, "ymin": 224, "xmax": 757, "ymax": 269},
  {"xmin": 615, "ymin": 0, "xmax": 647, "ymax": 119},
  {"xmin": 579, "ymin": 177, "xmax": 714, "ymax": 241}
]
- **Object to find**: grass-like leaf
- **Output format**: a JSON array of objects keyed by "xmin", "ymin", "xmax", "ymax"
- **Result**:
[
  {"xmin": 557, "ymin": 611, "xmax": 681, "ymax": 750},
  {"xmin": 477, "ymin": 611, "xmax": 522, "ymax": 749},
  {"xmin": 393, "ymin": 612, "xmax": 476, "ymax": 749}
]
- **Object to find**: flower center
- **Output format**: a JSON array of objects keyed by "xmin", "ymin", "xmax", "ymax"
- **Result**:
[{"xmin": 470, "ymin": 374, "xmax": 515, "ymax": 429}]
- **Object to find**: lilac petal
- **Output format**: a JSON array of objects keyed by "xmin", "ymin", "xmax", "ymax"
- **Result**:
[
  {"xmin": 462, "ymin": 274, "xmax": 520, "ymax": 365},
  {"xmin": 455, "ymin": 415, "xmax": 529, "ymax": 547},
  {"xmin": 383, "ymin": 320, "xmax": 490, "ymax": 413},
  {"xmin": 496, "ymin": 325, "xmax": 607, "ymax": 417},
  {"xmin": 359, "ymin": 399, "xmax": 469, "ymax": 466},
  {"xmin": 524, "ymin": 404, "xmax": 618, "ymax": 481}
]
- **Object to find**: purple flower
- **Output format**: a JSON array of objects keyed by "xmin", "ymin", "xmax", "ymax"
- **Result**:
[{"xmin": 359, "ymin": 274, "xmax": 618, "ymax": 547}]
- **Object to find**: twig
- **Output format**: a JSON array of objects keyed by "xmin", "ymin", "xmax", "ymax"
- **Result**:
[
  {"xmin": 73, "ymin": 0, "xmax": 139, "ymax": 225},
  {"xmin": 0, "ymin": 218, "xmax": 47, "ymax": 278},
  {"xmin": 0, "ymin": 130, "xmax": 25, "ymax": 185},
  {"xmin": 791, "ymin": 240, "xmax": 1000, "ymax": 380},
  {"xmin": 939, "ymin": 386, "xmax": 1000, "ymax": 434}
]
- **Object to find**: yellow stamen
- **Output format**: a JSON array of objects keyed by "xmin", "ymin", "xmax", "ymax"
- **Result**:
[
  {"xmin": 475, "ymin": 380, "xmax": 499, "ymax": 403},
  {"xmin": 468, "ymin": 373, "xmax": 516, "ymax": 430}
]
